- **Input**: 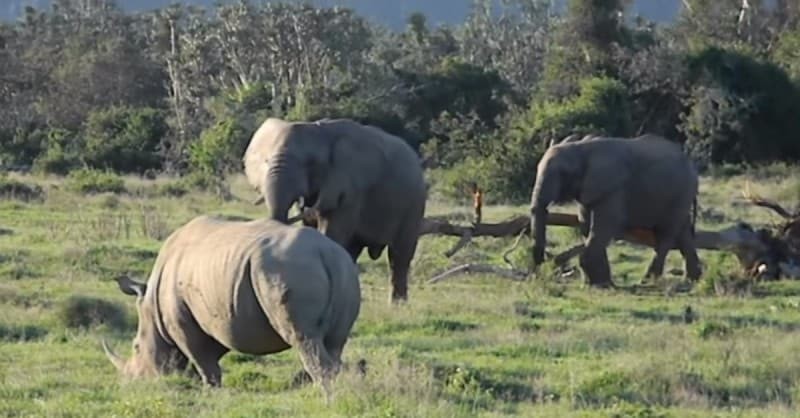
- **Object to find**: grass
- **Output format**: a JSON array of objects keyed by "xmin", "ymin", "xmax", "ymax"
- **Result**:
[{"xmin": 2, "ymin": 166, "xmax": 800, "ymax": 417}]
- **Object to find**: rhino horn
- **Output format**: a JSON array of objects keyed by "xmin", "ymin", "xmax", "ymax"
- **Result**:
[{"xmin": 102, "ymin": 338, "xmax": 126, "ymax": 372}]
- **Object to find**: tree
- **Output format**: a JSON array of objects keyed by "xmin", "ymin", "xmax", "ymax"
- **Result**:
[{"xmin": 538, "ymin": 0, "xmax": 632, "ymax": 99}]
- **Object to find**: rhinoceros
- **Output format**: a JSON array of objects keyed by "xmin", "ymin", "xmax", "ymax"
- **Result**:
[{"xmin": 102, "ymin": 215, "xmax": 361, "ymax": 398}]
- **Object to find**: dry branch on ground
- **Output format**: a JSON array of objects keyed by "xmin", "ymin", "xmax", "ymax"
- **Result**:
[
  {"xmin": 285, "ymin": 193, "xmax": 800, "ymax": 283},
  {"xmin": 418, "ymin": 209, "xmax": 800, "ymax": 283}
]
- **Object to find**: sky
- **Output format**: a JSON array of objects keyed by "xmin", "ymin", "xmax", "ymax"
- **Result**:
[{"xmin": 1, "ymin": 0, "xmax": 683, "ymax": 28}]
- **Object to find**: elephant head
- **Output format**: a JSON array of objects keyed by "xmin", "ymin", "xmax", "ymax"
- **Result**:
[
  {"xmin": 530, "ymin": 137, "xmax": 630, "ymax": 266},
  {"xmin": 102, "ymin": 276, "xmax": 187, "ymax": 379},
  {"xmin": 247, "ymin": 119, "xmax": 387, "ymax": 225}
]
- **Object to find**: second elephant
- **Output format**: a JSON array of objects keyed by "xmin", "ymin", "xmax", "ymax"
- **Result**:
[
  {"xmin": 530, "ymin": 134, "xmax": 702, "ymax": 287},
  {"xmin": 243, "ymin": 118, "xmax": 427, "ymax": 303}
]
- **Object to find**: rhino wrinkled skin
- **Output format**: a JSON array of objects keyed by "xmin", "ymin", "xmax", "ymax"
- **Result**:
[{"xmin": 102, "ymin": 215, "xmax": 361, "ymax": 399}]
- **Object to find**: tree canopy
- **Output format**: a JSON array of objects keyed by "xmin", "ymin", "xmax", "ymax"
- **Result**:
[{"xmin": 1, "ymin": 0, "xmax": 799, "ymax": 201}]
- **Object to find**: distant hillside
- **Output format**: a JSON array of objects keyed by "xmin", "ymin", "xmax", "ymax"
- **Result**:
[{"xmin": 2, "ymin": 0, "xmax": 682, "ymax": 28}]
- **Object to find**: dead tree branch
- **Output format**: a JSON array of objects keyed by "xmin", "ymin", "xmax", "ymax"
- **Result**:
[
  {"xmin": 282, "ymin": 192, "xmax": 800, "ymax": 281},
  {"xmin": 417, "ymin": 211, "xmax": 800, "ymax": 281},
  {"xmin": 742, "ymin": 181, "xmax": 797, "ymax": 219},
  {"xmin": 427, "ymin": 263, "xmax": 528, "ymax": 284}
]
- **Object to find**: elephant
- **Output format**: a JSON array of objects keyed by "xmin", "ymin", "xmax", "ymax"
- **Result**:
[
  {"xmin": 101, "ymin": 215, "xmax": 361, "ymax": 400},
  {"xmin": 242, "ymin": 117, "xmax": 427, "ymax": 303},
  {"xmin": 530, "ymin": 133, "xmax": 702, "ymax": 287}
]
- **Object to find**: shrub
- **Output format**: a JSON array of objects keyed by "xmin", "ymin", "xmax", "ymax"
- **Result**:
[
  {"xmin": 189, "ymin": 83, "xmax": 274, "ymax": 178},
  {"xmin": 528, "ymin": 76, "xmax": 633, "ymax": 142},
  {"xmin": 575, "ymin": 370, "xmax": 636, "ymax": 407},
  {"xmin": 0, "ymin": 324, "xmax": 48, "ymax": 342},
  {"xmin": 157, "ymin": 181, "xmax": 189, "ymax": 198},
  {"xmin": 31, "ymin": 128, "xmax": 83, "ymax": 175},
  {"xmin": 771, "ymin": 29, "xmax": 800, "ymax": 82},
  {"xmin": 66, "ymin": 168, "xmax": 126, "ymax": 194},
  {"xmin": 680, "ymin": 47, "xmax": 800, "ymax": 164},
  {"xmin": 57, "ymin": 295, "xmax": 128, "ymax": 330},
  {"xmin": 0, "ymin": 128, "xmax": 47, "ymax": 168},
  {"xmin": 189, "ymin": 116, "xmax": 252, "ymax": 177},
  {"xmin": 695, "ymin": 321, "xmax": 732, "ymax": 340},
  {"xmin": 0, "ymin": 175, "xmax": 44, "ymax": 202},
  {"xmin": 83, "ymin": 106, "xmax": 167, "ymax": 174}
]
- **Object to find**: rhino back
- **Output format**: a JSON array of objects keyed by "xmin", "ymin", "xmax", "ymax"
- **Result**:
[{"xmin": 155, "ymin": 217, "xmax": 342, "ymax": 354}]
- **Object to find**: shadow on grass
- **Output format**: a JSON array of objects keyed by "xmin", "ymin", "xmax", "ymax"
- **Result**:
[
  {"xmin": 0, "ymin": 323, "xmax": 48, "ymax": 341},
  {"xmin": 629, "ymin": 308, "xmax": 800, "ymax": 331}
]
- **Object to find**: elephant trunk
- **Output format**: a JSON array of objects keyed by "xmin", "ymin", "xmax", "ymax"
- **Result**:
[
  {"xmin": 532, "ymin": 205, "xmax": 548, "ymax": 266},
  {"xmin": 264, "ymin": 155, "xmax": 308, "ymax": 223},
  {"xmin": 530, "ymin": 174, "xmax": 558, "ymax": 267}
]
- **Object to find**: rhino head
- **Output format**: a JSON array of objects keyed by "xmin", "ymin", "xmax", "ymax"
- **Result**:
[{"xmin": 102, "ymin": 276, "xmax": 188, "ymax": 379}]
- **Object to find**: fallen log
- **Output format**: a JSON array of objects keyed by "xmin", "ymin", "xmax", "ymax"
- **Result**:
[
  {"xmin": 417, "ymin": 212, "xmax": 800, "ymax": 281},
  {"xmin": 287, "ymin": 204, "xmax": 800, "ymax": 282}
]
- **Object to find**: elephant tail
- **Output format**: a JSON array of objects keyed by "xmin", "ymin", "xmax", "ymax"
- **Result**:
[{"xmin": 691, "ymin": 197, "xmax": 697, "ymax": 237}]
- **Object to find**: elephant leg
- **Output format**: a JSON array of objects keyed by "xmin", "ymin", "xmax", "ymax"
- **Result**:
[
  {"xmin": 387, "ymin": 228, "xmax": 420, "ymax": 303},
  {"xmin": 644, "ymin": 230, "xmax": 671, "ymax": 279},
  {"xmin": 645, "ymin": 213, "xmax": 689, "ymax": 279},
  {"xmin": 677, "ymin": 225, "xmax": 702, "ymax": 281},
  {"xmin": 578, "ymin": 205, "xmax": 591, "ymax": 238},
  {"xmin": 579, "ymin": 197, "xmax": 622, "ymax": 288}
]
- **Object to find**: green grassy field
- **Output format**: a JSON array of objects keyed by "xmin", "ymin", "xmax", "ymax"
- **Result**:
[{"xmin": 1, "ymin": 167, "xmax": 800, "ymax": 418}]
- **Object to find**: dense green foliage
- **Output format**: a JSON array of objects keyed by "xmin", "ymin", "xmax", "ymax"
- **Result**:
[{"xmin": 1, "ymin": 0, "xmax": 800, "ymax": 201}]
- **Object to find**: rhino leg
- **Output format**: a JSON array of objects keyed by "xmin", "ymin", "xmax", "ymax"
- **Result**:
[
  {"xmin": 171, "ymin": 315, "xmax": 229, "ymax": 387},
  {"xmin": 295, "ymin": 336, "xmax": 341, "ymax": 403}
]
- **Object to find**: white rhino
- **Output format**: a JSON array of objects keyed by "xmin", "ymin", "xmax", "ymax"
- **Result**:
[{"xmin": 102, "ymin": 215, "xmax": 361, "ymax": 398}]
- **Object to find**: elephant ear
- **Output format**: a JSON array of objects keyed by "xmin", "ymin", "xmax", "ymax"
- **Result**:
[
  {"xmin": 315, "ymin": 124, "xmax": 389, "ymax": 213},
  {"xmin": 115, "ymin": 275, "xmax": 146, "ymax": 299},
  {"xmin": 578, "ymin": 149, "xmax": 631, "ymax": 207}
]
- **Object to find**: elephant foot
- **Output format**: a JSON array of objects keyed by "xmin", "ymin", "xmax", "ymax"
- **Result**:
[
  {"xmin": 685, "ymin": 265, "xmax": 703, "ymax": 281},
  {"xmin": 389, "ymin": 292, "xmax": 408, "ymax": 305},
  {"xmin": 587, "ymin": 278, "xmax": 616, "ymax": 289}
]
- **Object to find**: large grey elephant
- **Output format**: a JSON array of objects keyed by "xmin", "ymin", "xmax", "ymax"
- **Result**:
[
  {"xmin": 243, "ymin": 117, "xmax": 427, "ymax": 303},
  {"xmin": 530, "ymin": 134, "xmax": 702, "ymax": 287},
  {"xmin": 102, "ymin": 215, "xmax": 361, "ymax": 400}
]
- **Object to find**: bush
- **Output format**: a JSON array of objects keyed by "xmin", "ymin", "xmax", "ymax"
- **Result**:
[
  {"xmin": 528, "ymin": 76, "xmax": 633, "ymax": 142},
  {"xmin": 189, "ymin": 116, "xmax": 253, "ymax": 177},
  {"xmin": 83, "ymin": 106, "xmax": 167, "ymax": 174},
  {"xmin": 157, "ymin": 181, "xmax": 189, "ymax": 198},
  {"xmin": 31, "ymin": 128, "xmax": 83, "ymax": 175},
  {"xmin": 680, "ymin": 47, "xmax": 800, "ymax": 164},
  {"xmin": 0, "ymin": 128, "xmax": 46, "ymax": 168},
  {"xmin": 0, "ymin": 176, "xmax": 44, "ymax": 202},
  {"xmin": 772, "ymin": 29, "xmax": 800, "ymax": 82},
  {"xmin": 57, "ymin": 295, "xmax": 128, "ymax": 330},
  {"xmin": 66, "ymin": 168, "xmax": 126, "ymax": 194}
]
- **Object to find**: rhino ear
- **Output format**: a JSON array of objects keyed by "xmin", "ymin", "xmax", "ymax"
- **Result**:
[{"xmin": 115, "ymin": 275, "xmax": 146, "ymax": 298}]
